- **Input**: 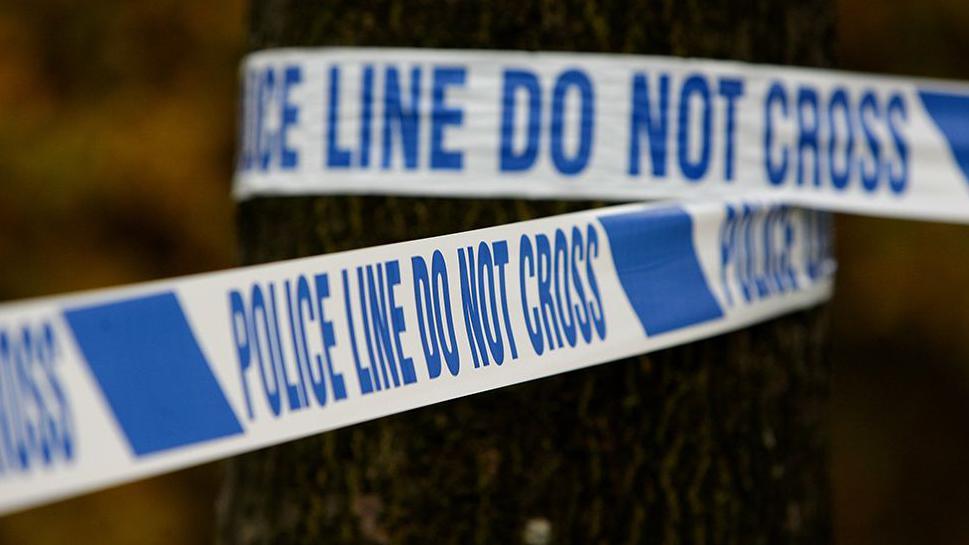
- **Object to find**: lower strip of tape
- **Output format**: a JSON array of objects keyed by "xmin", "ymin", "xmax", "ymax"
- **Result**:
[{"xmin": 0, "ymin": 197, "xmax": 833, "ymax": 514}]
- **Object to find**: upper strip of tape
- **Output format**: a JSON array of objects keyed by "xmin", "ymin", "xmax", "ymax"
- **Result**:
[{"xmin": 234, "ymin": 47, "xmax": 969, "ymax": 223}]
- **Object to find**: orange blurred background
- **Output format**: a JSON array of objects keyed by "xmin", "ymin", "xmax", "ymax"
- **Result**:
[{"xmin": 0, "ymin": 1, "xmax": 968, "ymax": 543}]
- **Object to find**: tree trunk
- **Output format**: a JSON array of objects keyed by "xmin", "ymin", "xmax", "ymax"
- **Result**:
[{"xmin": 218, "ymin": 2, "xmax": 835, "ymax": 544}]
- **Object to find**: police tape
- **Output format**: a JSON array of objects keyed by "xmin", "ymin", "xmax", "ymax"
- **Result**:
[
  {"xmin": 0, "ymin": 197, "xmax": 832, "ymax": 514},
  {"xmin": 235, "ymin": 47, "xmax": 969, "ymax": 223}
]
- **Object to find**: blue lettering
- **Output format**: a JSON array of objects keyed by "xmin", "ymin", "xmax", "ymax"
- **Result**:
[
  {"xmin": 430, "ymin": 66, "xmax": 466, "ymax": 170},
  {"xmin": 365, "ymin": 264, "xmax": 401, "ymax": 387},
  {"xmin": 279, "ymin": 65, "xmax": 301, "ymax": 169},
  {"xmin": 796, "ymin": 86, "xmax": 821, "ymax": 186},
  {"xmin": 266, "ymin": 284, "xmax": 302, "ymax": 411},
  {"xmin": 0, "ymin": 323, "xmax": 74, "ymax": 473},
  {"xmin": 326, "ymin": 66, "xmax": 352, "ymax": 168},
  {"xmin": 677, "ymin": 74, "xmax": 712, "ymax": 181},
  {"xmin": 491, "ymin": 241, "xmax": 518, "ymax": 360},
  {"xmin": 342, "ymin": 269, "xmax": 375, "ymax": 395},
  {"xmin": 500, "ymin": 70, "xmax": 542, "ymax": 172},
  {"xmin": 628, "ymin": 72, "xmax": 670, "ymax": 177},
  {"xmin": 432, "ymin": 251, "xmax": 461, "ymax": 376},
  {"xmin": 284, "ymin": 280, "xmax": 310, "ymax": 408},
  {"xmin": 535, "ymin": 234, "xmax": 562, "ymax": 350},
  {"xmin": 886, "ymin": 93, "xmax": 909, "ymax": 194},
  {"xmin": 38, "ymin": 324, "xmax": 72, "ymax": 461},
  {"xmin": 553, "ymin": 229, "xmax": 577, "ymax": 347},
  {"xmin": 411, "ymin": 255, "xmax": 441, "ymax": 378},
  {"xmin": 827, "ymin": 88, "xmax": 854, "ymax": 190},
  {"xmin": 382, "ymin": 66, "xmax": 422, "ymax": 170},
  {"xmin": 356, "ymin": 267, "xmax": 383, "ymax": 391},
  {"xmin": 859, "ymin": 90, "xmax": 882, "ymax": 192},
  {"xmin": 359, "ymin": 65, "xmax": 374, "ymax": 167},
  {"xmin": 585, "ymin": 225, "xmax": 606, "ymax": 340},
  {"xmin": 519, "ymin": 235, "xmax": 544, "ymax": 355},
  {"xmin": 719, "ymin": 204, "xmax": 738, "ymax": 307},
  {"xmin": 569, "ymin": 226, "xmax": 592, "ymax": 344},
  {"xmin": 229, "ymin": 290, "xmax": 254, "ymax": 420},
  {"xmin": 458, "ymin": 246, "xmax": 489, "ymax": 367},
  {"xmin": 312, "ymin": 273, "xmax": 348, "ymax": 404},
  {"xmin": 386, "ymin": 261, "xmax": 417, "ymax": 384},
  {"xmin": 250, "ymin": 284, "xmax": 282, "ymax": 417},
  {"xmin": 718, "ymin": 78, "xmax": 744, "ymax": 181},
  {"xmin": 476, "ymin": 242, "xmax": 505, "ymax": 365},
  {"xmin": 550, "ymin": 69, "xmax": 595, "ymax": 175},
  {"xmin": 764, "ymin": 81, "xmax": 789, "ymax": 185},
  {"xmin": 413, "ymin": 252, "xmax": 461, "ymax": 378},
  {"xmin": 257, "ymin": 67, "xmax": 276, "ymax": 171}
]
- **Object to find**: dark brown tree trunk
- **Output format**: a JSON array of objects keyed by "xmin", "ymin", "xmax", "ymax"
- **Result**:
[{"xmin": 218, "ymin": 2, "xmax": 835, "ymax": 544}]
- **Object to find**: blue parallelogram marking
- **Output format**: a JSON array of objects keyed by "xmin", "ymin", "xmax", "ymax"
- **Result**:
[
  {"xmin": 598, "ymin": 206, "xmax": 723, "ymax": 336},
  {"xmin": 64, "ymin": 292, "xmax": 243, "ymax": 457},
  {"xmin": 919, "ymin": 90, "xmax": 969, "ymax": 185}
]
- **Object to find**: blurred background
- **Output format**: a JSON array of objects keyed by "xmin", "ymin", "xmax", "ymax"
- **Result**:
[{"xmin": 0, "ymin": 0, "xmax": 967, "ymax": 543}]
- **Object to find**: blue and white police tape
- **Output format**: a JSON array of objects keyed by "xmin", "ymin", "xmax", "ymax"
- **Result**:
[
  {"xmin": 235, "ymin": 47, "xmax": 969, "ymax": 223},
  {"xmin": 0, "ymin": 197, "xmax": 832, "ymax": 514}
]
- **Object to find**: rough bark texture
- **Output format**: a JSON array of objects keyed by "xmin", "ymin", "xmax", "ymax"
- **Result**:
[{"xmin": 219, "ymin": 2, "xmax": 835, "ymax": 544}]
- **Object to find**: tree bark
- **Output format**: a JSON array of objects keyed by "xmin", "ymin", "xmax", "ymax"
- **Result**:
[{"xmin": 218, "ymin": 1, "xmax": 835, "ymax": 544}]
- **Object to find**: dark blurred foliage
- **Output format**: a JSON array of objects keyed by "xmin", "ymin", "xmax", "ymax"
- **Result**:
[
  {"xmin": 832, "ymin": 1, "xmax": 969, "ymax": 544},
  {"xmin": 0, "ymin": 0, "xmax": 240, "ymax": 298},
  {"xmin": 0, "ymin": 0, "xmax": 242, "ymax": 543},
  {"xmin": 0, "ymin": 0, "xmax": 967, "ymax": 544}
]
